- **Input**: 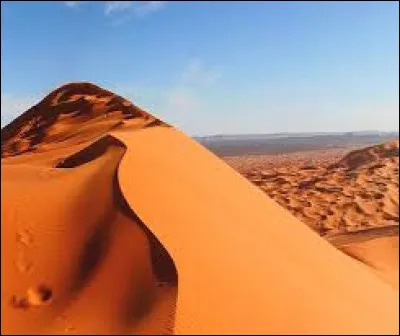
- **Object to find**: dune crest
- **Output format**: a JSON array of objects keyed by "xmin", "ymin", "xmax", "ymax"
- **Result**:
[
  {"xmin": 1, "ymin": 82, "xmax": 168, "ymax": 161},
  {"xmin": 2, "ymin": 82, "xmax": 399, "ymax": 334},
  {"xmin": 332, "ymin": 140, "xmax": 399, "ymax": 170}
]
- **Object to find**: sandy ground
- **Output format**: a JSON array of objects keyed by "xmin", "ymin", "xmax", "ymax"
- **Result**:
[
  {"xmin": 1, "ymin": 82, "xmax": 398, "ymax": 335},
  {"xmin": 224, "ymin": 144, "xmax": 399, "ymax": 236}
]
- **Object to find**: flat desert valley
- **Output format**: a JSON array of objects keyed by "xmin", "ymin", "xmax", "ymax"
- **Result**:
[{"xmin": 1, "ymin": 83, "xmax": 399, "ymax": 335}]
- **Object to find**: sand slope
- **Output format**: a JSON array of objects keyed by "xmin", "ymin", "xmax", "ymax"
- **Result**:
[
  {"xmin": 1, "ymin": 83, "xmax": 399, "ymax": 334},
  {"xmin": 114, "ymin": 126, "xmax": 398, "ymax": 334}
]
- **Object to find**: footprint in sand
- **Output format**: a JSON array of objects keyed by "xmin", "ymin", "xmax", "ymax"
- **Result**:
[
  {"xmin": 16, "ymin": 229, "xmax": 33, "ymax": 247},
  {"xmin": 15, "ymin": 229, "xmax": 34, "ymax": 274},
  {"xmin": 15, "ymin": 254, "xmax": 33, "ymax": 273},
  {"xmin": 55, "ymin": 314, "xmax": 76, "ymax": 333},
  {"xmin": 26, "ymin": 285, "xmax": 53, "ymax": 306},
  {"xmin": 10, "ymin": 285, "xmax": 53, "ymax": 310}
]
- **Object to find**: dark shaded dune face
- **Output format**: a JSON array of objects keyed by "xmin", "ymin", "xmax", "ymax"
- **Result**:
[
  {"xmin": 60, "ymin": 137, "xmax": 179, "ymax": 333},
  {"xmin": 112, "ymin": 168, "xmax": 178, "ymax": 287},
  {"xmin": 55, "ymin": 132, "xmax": 179, "ymax": 287},
  {"xmin": 1, "ymin": 134, "xmax": 178, "ymax": 334},
  {"xmin": 56, "ymin": 135, "xmax": 125, "ymax": 168},
  {"xmin": 1, "ymin": 82, "xmax": 169, "ymax": 159}
]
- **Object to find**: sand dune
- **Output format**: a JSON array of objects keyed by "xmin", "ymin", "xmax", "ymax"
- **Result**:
[
  {"xmin": 1, "ymin": 82, "xmax": 399, "ymax": 334},
  {"xmin": 114, "ymin": 127, "xmax": 398, "ymax": 334},
  {"xmin": 332, "ymin": 140, "xmax": 399, "ymax": 170},
  {"xmin": 226, "ymin": 143, "xmax": 399, "ymax": 236},
  {"xmin": 2, "ymin": 83, "xmax": 177, "ymax": 335}
]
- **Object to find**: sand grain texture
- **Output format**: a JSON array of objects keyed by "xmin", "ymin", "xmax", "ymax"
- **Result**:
[{"xmin": 226, "ymin": 142, "xmax": 399, "ymax": 236}]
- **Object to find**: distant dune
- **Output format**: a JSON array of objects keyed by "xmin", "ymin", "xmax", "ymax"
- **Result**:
[
  {"xmin": 332, "ymin": 140, "xmax": 399, "ymax": 170},
  {"xmin": 2, "ymin": 82, "xmax": 398, "ymax": 334},
  {"xmin": 226, "ymin": 142, "xmax": 399, "ymax": 235}
]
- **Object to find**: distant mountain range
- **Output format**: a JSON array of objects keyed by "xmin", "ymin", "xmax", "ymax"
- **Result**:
[
  {"xmin": 195, "ymin": 131, "xmax": 400, "ymax": 156},
  {"xmin": 195, "ymin": 131, "xmax": 399, "ymax": 142}
]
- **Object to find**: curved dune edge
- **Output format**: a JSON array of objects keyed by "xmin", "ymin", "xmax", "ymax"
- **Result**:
[
  {"xmin": 112, "ymin": 126, "xmax": 399, "ymax": 335},
  {"xmin": 1, "ymin": 133, "xmax": 178, "ymax": 335},
  {"xmin": 328, "ymin": 226, "xmax": 399, "ymax": 290}
]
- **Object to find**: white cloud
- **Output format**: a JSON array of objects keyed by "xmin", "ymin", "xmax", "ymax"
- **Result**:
[
  {"xmin": 105, "ymin": 1, "xmax": 166, "ymax": 17},
  {"xmin": 64, "ymin": 1, "xmax": 85, "ymax": 8},
  {"xmin": 134, "ymin": 1, "xmax": 167, "ymax": 17},
  {"xmin": 1, "ymin": 94, "xmax": 38, "ymax": 127},
  {"xmin": 181, "ymin": 58, "xmax": 222, "ymax": 86},
  {"xmin": 162, "ymin": 59, "xmax": 221, "ymax": 120},
  {"xmin": 63, "ymin": 1, "xmax": 167, "ymax": 22},
  {"xmin": 104, "ymin": 1, "xmax": 133, "ymax": 15},
  {"xmin": 112, "ymin": 59, "xmax": 221, "ymax": 134},
  {"xmin": 165, "ymin": 59, "xmax": 220, "ymax": 115},
  {"xmin": 165, "ymin": 87, "xmax": 200, "ymax": 112}
]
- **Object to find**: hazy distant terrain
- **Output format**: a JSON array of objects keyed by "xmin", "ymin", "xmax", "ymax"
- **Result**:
[{"xmin": 196, "ymin": 131, "xmax": 399, "ymax": 156}]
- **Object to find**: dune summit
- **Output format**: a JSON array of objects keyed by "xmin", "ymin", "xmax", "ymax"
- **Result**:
[
  {"xmin": 333, "ymin": 140, "xmax": 399, "ymax": 170},
  {"xmin": 1, "ymin": 82, "xmax": 399, "ymax": 335},
  {"xmin": 1, "ymin": 82, "xmax": 167, "ymax": 161}
]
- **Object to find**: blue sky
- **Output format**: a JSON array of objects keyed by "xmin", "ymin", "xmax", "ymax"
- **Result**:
[{"xmin": 1, "ymin": 1, "xmax": 399, "ymax": 135}]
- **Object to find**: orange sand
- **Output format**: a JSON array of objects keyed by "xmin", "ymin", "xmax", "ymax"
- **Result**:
[
  {"xmin": 225, "ymin": 142, "xmax": 399, "ymax": 236},
  {"xmin": 1, "ymin": 82, "xmax": 399, "ymax": 334},
  {"xmin": 328, "ymin": 226, "xmax": 399, "ymax": 289}
]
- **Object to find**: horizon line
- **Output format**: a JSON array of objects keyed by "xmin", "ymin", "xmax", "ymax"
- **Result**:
[{"xmin": 193, "ymin": 130, "xmax": 400, "ymax": 138}]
